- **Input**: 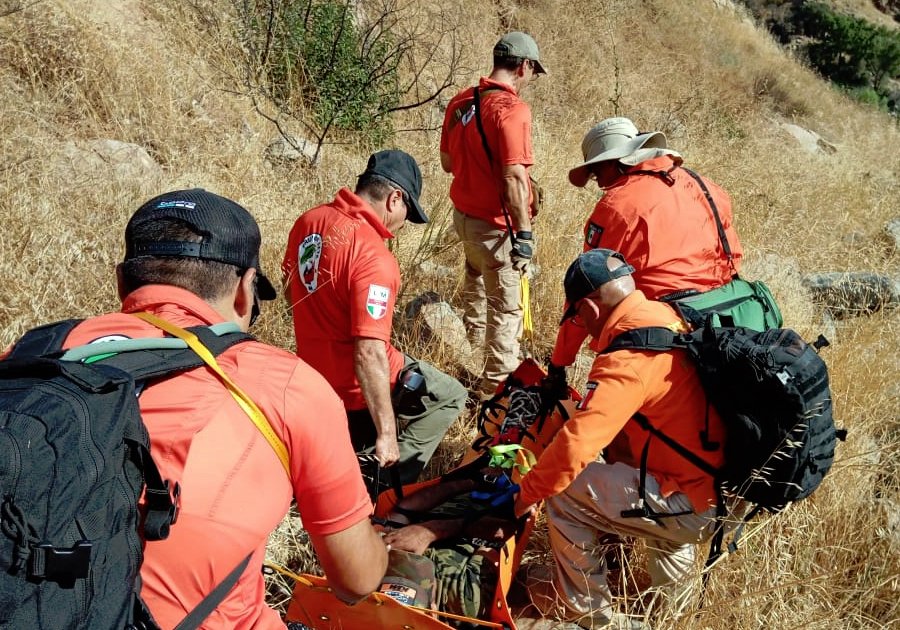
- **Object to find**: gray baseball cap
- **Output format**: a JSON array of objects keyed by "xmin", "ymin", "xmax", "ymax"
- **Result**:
[{"xmin": 493, "ymin": 31, "xmax": 547, "ymax": 75}]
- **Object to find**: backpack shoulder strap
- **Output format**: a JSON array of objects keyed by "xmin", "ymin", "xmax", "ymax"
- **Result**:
[
  {"xmin": 680, "ymin": 167, "xmax": 737, "ymax": 274},
  {"xmin": 472, "ymin": 86, "xmax": 494, "ymax": 165},
  {"xmin": 173, "ymin": 553, "xmax": 253, "ymax": 630},
  {"xmin": 7, "ymin": 318, "xmax": 83, "ymax": 358},
  {"xmin": 602, "ymin": 326, "xmax": 692, "ymax": 354},
  {"xmin": 79, "ymin": 327, "xmax": 253, "ymax": 384}
]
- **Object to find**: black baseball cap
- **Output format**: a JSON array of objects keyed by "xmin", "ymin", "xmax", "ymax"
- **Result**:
[
  {"xmin": 359, "ymin": 150, "xmax": 428, "ymax": 224},
  {"xmin": 561, "ymin": 249, "xmax": 635, "ymax": 322},
  {"xmin": 125, "ymin": 188, "xmax": 277, "ymax": 300}
]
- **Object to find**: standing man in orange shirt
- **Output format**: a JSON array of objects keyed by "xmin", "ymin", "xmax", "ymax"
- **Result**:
[
  {"xmin": 440, "ymin": 31, "xmax": 545, "ymax": 397},
  {"xmin": 515, "ymin": 249, "xmax": 729, "ymax": 630},
  {"xmin": 4, "ymin": 189, "xmax": 388, "ymax": 628},
  {"xmin": 282, "ymin": 150, "xmax": 466, "ymax": 493}
]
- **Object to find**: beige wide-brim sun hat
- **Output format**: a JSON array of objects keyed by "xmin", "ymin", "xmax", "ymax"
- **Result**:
[{"xmin": 568, "ymin": 117, "xmax": 669, "ymax": 187}]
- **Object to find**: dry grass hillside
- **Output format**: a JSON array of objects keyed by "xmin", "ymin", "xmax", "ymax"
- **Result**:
[{"xmin": 1, "ymin": 0, "xmax": 898, "ymax": 628}]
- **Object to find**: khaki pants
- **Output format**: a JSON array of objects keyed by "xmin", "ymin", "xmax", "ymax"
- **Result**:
[
  {"xmin": 452, "ymin": 209, "xmax": 522, "ymax": 393},
  {"xmin": 544, "ymin": 461, "xmax": 724, "ymax": 625}
]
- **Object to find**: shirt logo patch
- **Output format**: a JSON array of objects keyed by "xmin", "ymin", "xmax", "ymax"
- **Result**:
[
  {"xmin": 366, "ymin": 284, "xmax": 390, "ymax": 320},
  {"xmin": 577, "ymin": 381, "xmax": 598, "ymax": 411},
  {"xmin": 585, "ymin": 222, "xmax": 604, "ymax": 248},
  {"xmin": 298, "ymin": 233, "xmax": 323, "ymax": 293}
]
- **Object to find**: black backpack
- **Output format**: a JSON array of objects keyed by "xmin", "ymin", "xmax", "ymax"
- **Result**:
[
  {"xmin": 0, "ymin": 319, "xmax": 253, "ymax": 630},
  {"xmin": 605, "ymin": 319, "xmax": 844, "ymax": 511},
  {"xmin": 603, "ymin": 315, "xmax": 846, "ymax": 564}
]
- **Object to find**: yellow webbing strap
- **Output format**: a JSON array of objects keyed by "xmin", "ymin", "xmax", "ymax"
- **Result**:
[
  {"xmin": 520, "ymin": 275, "xmax": 533, "ymax": 343},
  {"xmin": 133, "ymin": 312, "xmax": 291, "ymax": 476}
]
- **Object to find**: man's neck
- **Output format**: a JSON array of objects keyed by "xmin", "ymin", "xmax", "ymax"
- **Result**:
[{"xmin": 487, "ymin": 69, "xmax": 517, "ymax": 92}]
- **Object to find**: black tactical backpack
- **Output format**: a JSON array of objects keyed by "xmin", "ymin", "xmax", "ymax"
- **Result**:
[
  {"xmin": 604, "ymin": 319, "xmax": 844, "ymax": 514},
  {"xmin": 0, "ymin": 319, "xmax": 252, "ymax": 629}
]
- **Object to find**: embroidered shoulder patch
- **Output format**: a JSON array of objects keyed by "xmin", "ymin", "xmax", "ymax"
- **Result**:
[
  {"xmin": 298, "ymin": 233, "xmax": 324, "ymax": 293},
  {"xmin": 585, "ymin": 222, "xmax": 604, "ymax": 248},
  {"xmin": 366, "ymin": 284, "xmax": 391, "ymax": 320},
  {"xmin": 577, "ymin": 381, "xmax": 598, "ymax": 410}
]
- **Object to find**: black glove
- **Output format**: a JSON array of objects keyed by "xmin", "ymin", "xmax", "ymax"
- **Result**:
[
  {"xmin": 510, "ymin": 231, "xmax": 533, "ymax": 273},
  {"xmin": 541, "ymin": 362, "xmax": 569, "ymax": 402}
]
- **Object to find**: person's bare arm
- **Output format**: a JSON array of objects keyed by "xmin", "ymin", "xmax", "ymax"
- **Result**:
[
  {"xmin": 386, "ymin": 478, "xmax": 475, "ymax": 525},
  {"xmin": 310, "ymin": 518, "xmax": 388, "ymax": 604},
  {"xmin": 353, "ymin": 337, "xmax": 399, "ymax": 466},
  {"xmin": 501, "ymin": 163, "xmax": 532, "ymax": 233},
  {"xmin": 382, "ymin": 519, "xmax": 465, "ymax": 555},
  {"xmin": 440, "ymin": 151, "xmax": 453, "ymax": 173}
]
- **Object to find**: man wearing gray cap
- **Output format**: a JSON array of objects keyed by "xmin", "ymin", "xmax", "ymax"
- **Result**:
[
  {"xmin": 440, "ymin": 31, "xmax": 546, "ymax": 397},
  {"xmin": 515, "ymin": 248, "xmax": 730, "ymax": 630},
  {"xmin": 282, "ymin": 150, "xmax": 466, "ymax": 494},
  {"xmin": 546, "ymin": 117, "xmax": 779, "ymax": 391}
]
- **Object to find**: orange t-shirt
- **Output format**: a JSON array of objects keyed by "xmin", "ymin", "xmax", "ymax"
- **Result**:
[
  {"xmin": 440, "ymin": 77, "xmax": 534, "ymax": 227},
  {"xmin": 61, "ymin": 285, "xmax": 372, "ymax": 630},
  {"xmin": 281, "ymin": 188, "xmax": 405, "ymax": 410},
  {"xmin": 521, "ymin": 291, "xmax": 725, "ymax": 513},
  {"xmin": 551, "ymin": 158, "xmax": 743, "ymax": 367}
]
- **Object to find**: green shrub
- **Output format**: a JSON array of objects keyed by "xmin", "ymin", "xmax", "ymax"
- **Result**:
[
  {"xmin": 245, "ymin": 0, "xmax": 400, "ymax": 146},
  {"xmin": 797, "ymin": 2, "xmax": 900, "ymax": 94}
]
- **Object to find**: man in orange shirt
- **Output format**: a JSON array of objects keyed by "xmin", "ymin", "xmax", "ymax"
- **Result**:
[
  {"xmin": 515, "ymin": 249, "xmax": 728, "ymax": 630},
  {"xmin": 5, "ymin": 189, "xmax": 388, "ymax": 628},
  {"xmin": 282, "ymin": 150, "xmax": 466, "ymax": 493},
  {"xmin": 440, "ymin": 32, "xmax": 545, "ymax": 396},
  {"xmin": 548, "ymin": 117, "xmax": 746, "ymax": 384}
]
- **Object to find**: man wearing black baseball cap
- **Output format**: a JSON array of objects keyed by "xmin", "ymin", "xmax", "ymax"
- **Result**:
[
  {"xmin": 513, "ymin": 248, "xmax": 727, "ymax": 629},
  {"xmin": 7, "ymin": 188, "xmax": 388, "ymax": 627},
  {"xmin": 283, "ymin": 150, "xmax": 465, "ymax": 495}
]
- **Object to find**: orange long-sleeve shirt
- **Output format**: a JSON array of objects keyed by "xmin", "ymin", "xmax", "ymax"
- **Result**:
[
  {"xmin": 551, "ymin": 157, "xmax": 742, "ymax": 367},
  {"xmin": 520, "ymin": 291, "xmax": 725, "ymax": 513}
]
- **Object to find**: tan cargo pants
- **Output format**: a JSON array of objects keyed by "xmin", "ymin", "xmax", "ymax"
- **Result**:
[
  {"xmin": 543, "ymin": 461, "xmax": 726, "ymax": 625},
  {"xmin": 452, "ymin": 209, "xmax": 522, "ymax": 394}
]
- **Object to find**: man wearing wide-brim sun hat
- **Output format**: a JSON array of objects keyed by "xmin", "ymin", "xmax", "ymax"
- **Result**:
[{"xmin": 543, "ymin": 115, "xmax": 782, "ymax": 395}]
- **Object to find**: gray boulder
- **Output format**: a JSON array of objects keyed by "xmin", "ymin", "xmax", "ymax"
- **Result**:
[
  {"xmin": 803, "ymin": 272, "xmax": 900, "ymax": 318},
  {"xmin": 56, "ymin": 139, "xmax": 162, "ymax": 185},
  {"xmin": 265, "ymin": 134, "xmax": 318, "ymax": 166},
  {"xmin": 404, "ymin": 292, "xmax": 474, "ymax": 370},
  {"xmin": 778, "ymin": 122, "xmax": 837, "ymax": 155}
]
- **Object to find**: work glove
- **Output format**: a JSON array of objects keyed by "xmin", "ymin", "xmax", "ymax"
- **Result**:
[
  {"xmin": 510, "ymin": 231, "xmax": 534, "ymax": 273},
  {"xmin": 541, "ymin": 362, "xmax": 569, "ymax": 403}
]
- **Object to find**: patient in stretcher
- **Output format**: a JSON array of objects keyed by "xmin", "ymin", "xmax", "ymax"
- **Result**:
[{"xmin": 374, "ymin": 459, "xmax": 521, "ymax": 621}]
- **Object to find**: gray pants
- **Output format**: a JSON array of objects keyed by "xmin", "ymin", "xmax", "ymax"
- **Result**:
[
  {"xmin": 348, "ymin": 356, "xmax": 466, "ymax": 489},
  {"xmin": 544, "ymin": 461, "xmax": 730, "ymax": 625}
]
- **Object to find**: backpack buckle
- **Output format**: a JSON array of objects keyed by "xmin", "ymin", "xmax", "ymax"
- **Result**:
[{"xmin": 29, "ymin": 541, "xmax": 92, "ymax": 581}]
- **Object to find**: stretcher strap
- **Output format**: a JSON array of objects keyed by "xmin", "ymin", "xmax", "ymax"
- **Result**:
[
  {"xmin": 520, "ymin": 275, "xmax": 534, "ymax": 348},
  {"xmin": 266, "ymin": 561, "xmax": 506, "ymax": 629},
  {"xmin": 487, "ymin": 443, "xmax": 536, "ymax": 475},
  {"xmin": 133, "ymin": 312, "xmax": 290, "ymax": 476}
]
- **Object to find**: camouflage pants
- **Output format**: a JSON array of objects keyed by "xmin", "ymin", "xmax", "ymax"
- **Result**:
[{"xmin": 427, "ymin": 542, "xmax": 498, "ymax": 622}]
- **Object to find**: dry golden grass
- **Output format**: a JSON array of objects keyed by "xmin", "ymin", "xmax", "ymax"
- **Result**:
[{"xmin": 1, "ymin": 0, "xmax": 898, "ymax": 627}]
